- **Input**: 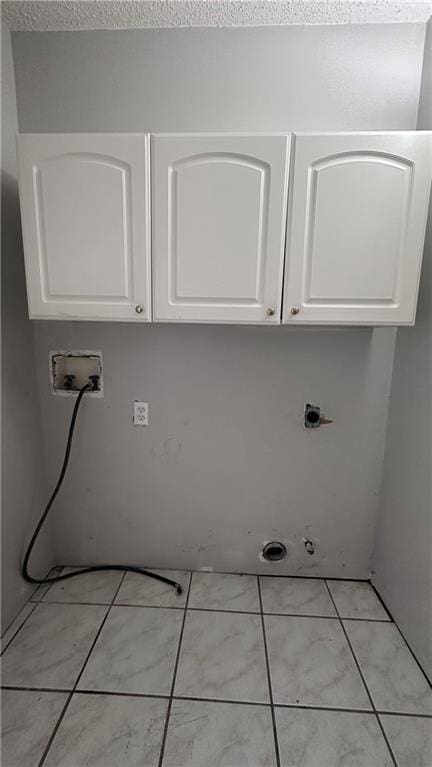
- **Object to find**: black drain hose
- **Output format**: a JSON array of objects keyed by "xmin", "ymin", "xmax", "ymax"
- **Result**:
[{"xmin": 22, "ymin": 382, "xmax": 182, "ymax": 594}]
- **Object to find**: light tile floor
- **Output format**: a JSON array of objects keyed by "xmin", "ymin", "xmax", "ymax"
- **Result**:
[{"xmin": 1, "ymin": 570, "xmax": 431, "ymax": 767}]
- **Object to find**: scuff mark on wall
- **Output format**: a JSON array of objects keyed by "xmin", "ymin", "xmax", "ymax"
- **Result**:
[{"xmin": 150, "ymin": 436, "xmax": 182, "ymax": 461}]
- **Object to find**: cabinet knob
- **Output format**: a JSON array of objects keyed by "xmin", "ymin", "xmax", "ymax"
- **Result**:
[
  {"xmin": 290, "ymin": 306, "xmax": 300, "ymax": 316},
  {"xmin": 135, "ymin": 305, "xmax": 144, "ymax": 314},
  {"xmin": 266, "ymin": 307, "xmax": 275, "ymax": 316}
]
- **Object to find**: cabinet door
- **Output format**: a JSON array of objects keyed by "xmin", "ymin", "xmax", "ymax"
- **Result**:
[
  {"xmin": 17, "ymin": 134, "xmax": 151, "ymax": 321},
  {"xmin": 152, "ymin": 134, "xmax": 290, "ymax": 323},
  {"xmin": 283, "ymin": 133, "xmax": 432, "ymax": 325}
]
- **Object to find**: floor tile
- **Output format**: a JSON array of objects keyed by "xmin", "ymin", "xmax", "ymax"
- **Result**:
[
  {"xmin": 260, "ymin": 577, "xmax": 336, "ymax": 617},
  {"xmin": 265, "ymin": 615, "xmax": 371, "ymax": 709},
  {"xmin": 175, "ymin": 610, "xmax": 269, "ymax": 703},
  {"xmin": 275, "ymin": 707, "xmax": 393, "ymax": 767},
  {"xmin": 115, "ymin": 569, "xmax": 190, "ymax": 608},
  {"xmin": 188, "ymin": 572, "xmax": 260, "ymax": 612},
  {"xmin": 1, "ymin": 689, "xmax": 67, "ymax": 767},
  {"xmin": 327, "ymin": 580, "xmax": 390, "ymax": 620},
  {"xmin": 30, "ymin": 567, "xmax": 64, "ymax": 601},
  {"xmin": 78, "ymin": 605, "xmax": 183, "ymax": 695},
  {"xmin": 42, "ymin": 567, "xmax": 124, "ymax": 604},
  {"xmin": 344, "ymin": 620, "xmax": 432, "ymax": 714},
  {"xmin": 30, "ymin": 582, "xmax": 52, "ymax": 601},
  {"xmin": 163, "ymin": 698, "xmax": 276, "ymax": 766},
  {"xmin": 2, "ymin": 603, "xmax": 107, "ymax": 689},
  {"xmin": 44, "ymin": 693, "xmax": 168, "ymax": 767},
  {"xmin": 380, "ymin": 714, "xmax": 432, "ymax": 767},
  {"xmin": 1, "ymin": 603, "xmax": 35, "ymax": 653}
]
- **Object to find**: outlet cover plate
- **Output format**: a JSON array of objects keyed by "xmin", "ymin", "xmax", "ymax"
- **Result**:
[{"xmin": 133, "ymin": 401, "xmax": 148, "ymax": 426}]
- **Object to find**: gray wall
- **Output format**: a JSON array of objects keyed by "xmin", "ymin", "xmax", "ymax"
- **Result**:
[
  {"xmin": 372, "ymin": 19, "xmax": 432, "ymax": 679},
  {"xmin": 1, "ymin": 24, "xmax": 54, "ymax": 631},
  {"xmin": 12, "ymin": 25, "xmax": 424, "ymax": 132},
  {"xmin": 11, "ymin": 24, "xmax": 425, "ymax": 577},
  {"xmin": 33, "ymin": 322, "xmax": 395, "ymax": 577}
]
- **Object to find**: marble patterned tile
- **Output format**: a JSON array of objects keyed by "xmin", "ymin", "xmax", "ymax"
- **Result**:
[
  {"xmin": 344, "ymin": 620, "xmax": 432, "ymax": 714},
  {"xmin": 260, "ymin": 577, "xmax": 336, "ymax": 616},
  {"xmin": 42, "ymin": 567, "xmax": 124, "ymax": 604},
  {"xmin": 175, "ymin": 610, "xmax": 269, "ymax": 703},
  {"xmin": 1, "ymin": 602, "xmax": 36, "ymax": 653},
  {"xmin": 380, "ymin": 714, "xmax": 432, "ymax": 767},
  {"xmin": 44, "ymin": 693, "xmax": 168, "ymax": 767},
  {"xmin": 30, "ymin": 582, "xmax": 52, "ymax": 601},
  {"xmin": 265, "ymin": 615, "xmax": 371, "ymax": 709},
  {"xmin": 188, "ymin": 572, "xmax": 260, "ymax": 612},
  {"xmin": 115, "ymin": 569, "xmax": 190, "ymax": 608},
  {"xmin": 327, "ymin": 580, "xmax": 390, "ymax": 620},
  {"xmin": 1, "ymin": 689, "xmax": 68, "ymax": 767},
  {"xmin": 78, "ymin": 605, "xmax": 183, "ymax": 695},
  {"xmin": 163, "ymin": 698, "xmax": 276, "ymax": 766},
  {"xmin": 2, "ymin": 603, "xmax": 107, "ymax": 689},
  {"xmin": 275, "ymin": 707, "xmax": 393, "ymax": 767},
  {"xmin": 30, "ymin": 566, "xmax": 64, "ymax": 601}
]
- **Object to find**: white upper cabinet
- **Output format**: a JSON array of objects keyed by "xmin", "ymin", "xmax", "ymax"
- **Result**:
[
  {"xmin": 152, "ymin": 134, "xmax": 290, "ymax": 323},
  {"xmin": 17, "ymin": 134, "xmax": 151, "ymax": 321},
  {"xmin": 17, "ymin": 131, "xmax": 431, "ymax": 326},
  {"xmin": 283, "ymin": 132, "xmax": 432, "ymax": 325}
]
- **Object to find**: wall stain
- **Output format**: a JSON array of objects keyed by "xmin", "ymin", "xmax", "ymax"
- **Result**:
[{"xmin": 150, "ymin": 436, "xmax": 182, "ymax": 461}]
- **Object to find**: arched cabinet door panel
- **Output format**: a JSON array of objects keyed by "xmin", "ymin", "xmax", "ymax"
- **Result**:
[
  {"xmin": 17, "ymin": 134, "xmax": 151, "ymax": 321},
  {"xmin": 152, "ymin": 134, "xmax": 290, "ymax": 323},
  {"xmin": 283, "ymin": 132, "xmax": 432, "ymax": 325}
]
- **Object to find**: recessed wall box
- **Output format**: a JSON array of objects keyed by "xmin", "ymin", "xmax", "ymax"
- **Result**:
[
  {"xmin": 304, "ymin": 404, "xmax": 321, "ymax": 428},
  {"xmin": 50, "ymin": 351, "xmax": 103, "ymax": 396}
]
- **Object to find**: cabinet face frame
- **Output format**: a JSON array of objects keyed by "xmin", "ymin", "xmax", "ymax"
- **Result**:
[
  {"xmin": 17, "ymin": 133, "xmax": 152, "ymax": 321},
  {"xmin": 151, "ymin": 133, "xmax": 291, "ymax": 324},
  {"xmin": 282, "ymin": 131, "xmax": 432, "ymax": 326}
]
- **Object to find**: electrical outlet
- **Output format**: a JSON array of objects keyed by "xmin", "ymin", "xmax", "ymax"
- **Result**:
[{"xmin": 133, "ymin": 401, "xmax": 148, "ymax": 426}]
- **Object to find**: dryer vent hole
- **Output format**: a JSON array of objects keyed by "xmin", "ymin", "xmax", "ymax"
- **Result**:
[{"xmin": 262, "ymin": 541, "xmax": 287, "ymax": 562}]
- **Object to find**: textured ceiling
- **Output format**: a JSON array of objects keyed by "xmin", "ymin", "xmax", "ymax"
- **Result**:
[{"xmin": 3, "ymin": 0, "xmax": 432, "ymax": 31}]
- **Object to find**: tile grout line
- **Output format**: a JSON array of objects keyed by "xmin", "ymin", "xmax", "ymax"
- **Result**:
[
  {"xmin": 1, "ymin": 603, "xmax": 38, "ymax": 656},
  {"xmin": 36, "ymin": 695, "xmax": 71, "ymax": 766},
  {"xmin": 374, "ymin": 709, "xmax": 432, "ymax": 720},
  {"xmin": 1, "ymin": 566, "xmax": 61, "ymax": 656},
  {"xmin": 35, "ymin": 566, "xmax": 64, "ymax": 602},
  {"xmin": 71, "ymin": 572, "xmax": 128, "ymax": 689},
  {"xmin": 26, "ymin": 598, "xmax": 394, "ymax": 623},
  {"xmin": 257, "ymin": 576, "xmax": 281, "ymax": 767},
  {"xmin": 29, "ymin": 566, "xmax": 63, "ymax": 603},
  {"xmin": 370, "ymin": 580, "xmax": 432, "ymax": 692},
  {"xmin": 390, "ymin": 625, "xmax": 432, "ymax": 693},
  {"xmin": 157, "ymin": 570, "xmax": 193, "ymax": 767},
  {"xmin": 368, "ymin": 579, "xmax": 394, "ymax": 621},
  {"xmin": 3, "ymin": 682, "xmax": 432, "ymax": 719},
  {"xmin": 37, "ymin": 571, "xmax": 128, "ymax": 767},
  {"xmin": 324, "ymin": 580, "xmax": 399, "ymax": 767}
]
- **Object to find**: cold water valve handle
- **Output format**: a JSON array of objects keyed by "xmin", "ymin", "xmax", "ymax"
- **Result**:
[
  {"xmin": 64, "ymin": 374, "xmax": 76, "ymax": 390},
  {"xmin": 88, "ymin": 374, "xmax": 100, "ymax": 392}
]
